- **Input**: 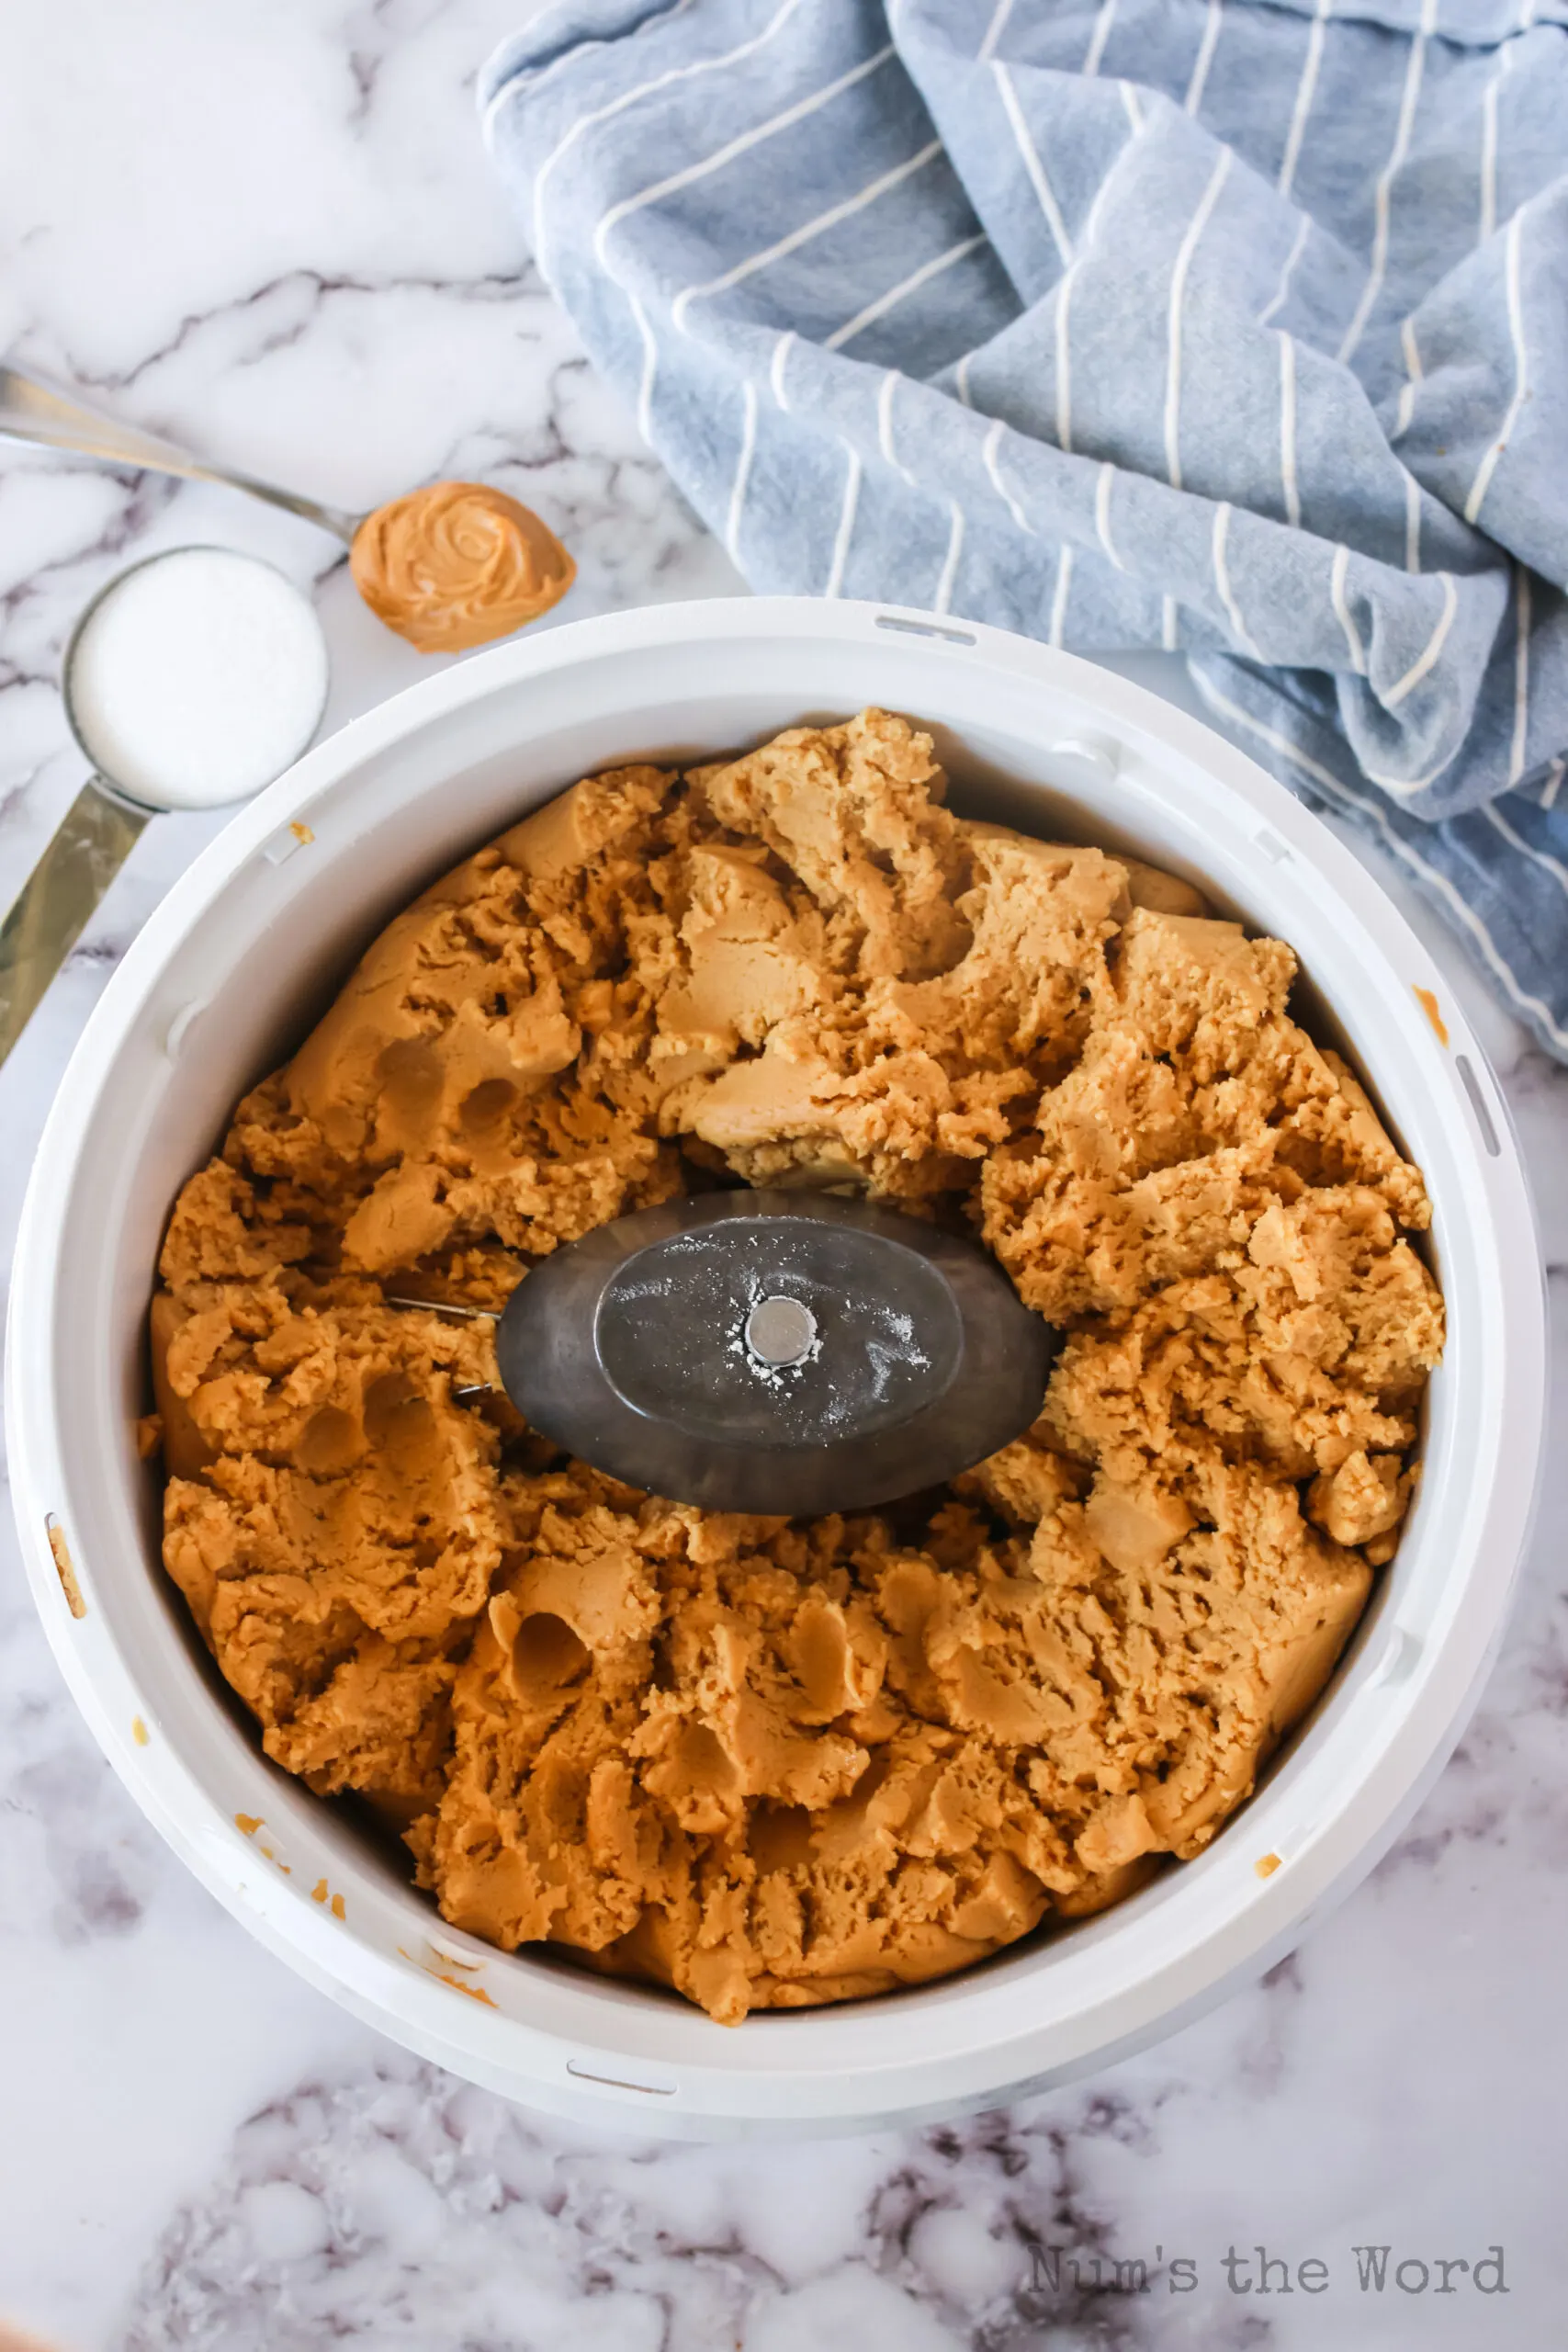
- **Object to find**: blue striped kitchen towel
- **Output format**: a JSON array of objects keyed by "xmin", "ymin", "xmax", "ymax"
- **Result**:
[{"xmin": 481, "ymin": 0, "xmax": 1568, "ymax": 1058}]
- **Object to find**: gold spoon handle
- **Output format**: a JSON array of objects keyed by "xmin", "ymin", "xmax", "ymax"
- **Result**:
[
  {"xmin": 0, "ymin": 360, "xmax": 363, "ymax": 547},
  {"xmin": 0, "ymin": 781, "xmax": 147, "ymax": 1066}
]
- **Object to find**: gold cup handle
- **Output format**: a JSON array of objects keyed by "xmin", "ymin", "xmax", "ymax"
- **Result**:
[{"xmin": 0, "ymin": 781, "xmax": 148, "ymax": 1066}]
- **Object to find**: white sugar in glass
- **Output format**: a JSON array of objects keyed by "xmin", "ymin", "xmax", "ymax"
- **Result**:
[{"xmin": 65, "ymin": 548, "xmax": 330, "ymax": 810}]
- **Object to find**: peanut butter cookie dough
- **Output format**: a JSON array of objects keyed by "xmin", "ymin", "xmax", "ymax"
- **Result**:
[{"xmin": 152, "ymin": 711, "xmax": 1443, "ymax": 2022}]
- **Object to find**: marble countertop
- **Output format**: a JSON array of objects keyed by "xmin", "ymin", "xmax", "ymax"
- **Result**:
[{"xmin": 2, "ymin": 5, "xmax": 1564, "ymax": 2346}]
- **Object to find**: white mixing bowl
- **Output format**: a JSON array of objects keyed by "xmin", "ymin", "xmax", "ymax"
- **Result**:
[{"xmin": 7, "ymin": 599, "xmax": 1545, "ymax": 2137}]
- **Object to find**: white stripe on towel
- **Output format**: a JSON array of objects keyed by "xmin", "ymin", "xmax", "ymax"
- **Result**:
[
  {"xmin": 675, "ymin": 141, "xmax": 943, "ymax": 331},
  {"xmin": 825, "ymin": 447, "xmax": 863, "ymax": 598},
  {"xmin": 1278, "ymin": 0, "xmax": 1331, "ymax": 200},
  {"xmin": 726, "ymin": 380, "xmax": 758, "ymax": 562},
  {"xmin": 983, "ymin": 417, "xmax": 1035, "ymax": 534},
  {"xmin": 1197, "ymin": 677, "xmax": 1348, "ymax": 795},
  {"xmin": 1050, "ymin": 546, "xmax": 1075, "ymax": 645},
  {"xmin": 1186, "ymin": 0, "xmax": 1224, "ymax": 115},
  {"xmin": 1510, "ymin": 564, "xmax": 1531, "ymax": 785},
  {"xmin": 1047, "ymin": 103, "xmax": 1134, "ymax": 459},
  {"xmin": 1213, "ymin": 502, "xmax": 1264, "ymax": 658},
  {"xmin": 977, "ymin": 0, "xmax": 1015, "ymax": 62},
  {"xmin": 878, "ymin": 371, "xmax": 916, "ymax": 483},
  {"xmin": 1362, "ymin": 749, "xmax": 1461, "ymax": 794},
  {"xmin": 503, "ymin": 0, "xmax": 700, "ymax": 127},
  {"xmin": 1480, "ymin": 42, "xmax": 1513, "ymax": 245},
  {"xmin": 1383, "ymin": 572, "xmax": 1459, "ymax": 710},
  {"xmin": 1096, "ymin": 462, "xmax": 1125, "ymax": 569},
  {"xmin": 934, "ymin": 503, "xmax": 965, "ymax": 615},
  {"xmin": 1166, "ymin": 148, "xmax": 1234, "ymax": 492},
  {"xmin": 1055, "ymin": 271, "xmax": 1074, "ymax": 454},
  {"xmin": 1393, "ymin": 316, "xmax": 1423, "ymax": 438},
  {"xmin": 1464, "ymin": 205, "xmax": 1529, "ymax": 526},
  {"xmin": 527, "ymin": 0, "xmax": 801, "ymax": 278},
  {"xmin": 1338, "ymin": 0, "xmax": 1437, "ymax": 367},
  {"xmin": 1083, "ymin": 0, "xmax": 1118, "ymax": 75},
  {"xmin": 1278, "ymin": 333, "xmax": 1302, "ymax": 527},
  {"xmin": 598, "ymin": 40, "xmax": 896, "ymax": 269},
  {"xmin": 1488, "ymin": 797, "xmax": 1568, "ymax": 902},
  {"xmin": 994, "ymin": 62, "xmax": 1073, "ymax": 266},
  {"xmin": 629, "ymin": 294, "xmax": 660, "ymax": 442},
  {"xmin": 1330, "ymin": 542, "xmax": 1367, "ymax": 673},
  {"xmin": 1259, "ymin": 213, "xmax": 1311, "ymax": 328},
  {"xmin": 770, "ymin": 329, "xmax": 796, "ymax": 411},
  {"xmin": 826, "ymin": 232, "xmax": 987, "ymax": 352}
]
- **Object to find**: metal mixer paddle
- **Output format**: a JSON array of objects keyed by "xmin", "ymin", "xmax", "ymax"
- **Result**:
[{"xmin": 443, "ymin": 1191, "xmax": 1058, "ymax": 1516}]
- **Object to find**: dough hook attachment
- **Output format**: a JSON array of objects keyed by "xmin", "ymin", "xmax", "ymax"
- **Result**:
[{"xmin": 425, "ymin": 1191, "xmax": 1059, "ymax": 1515}]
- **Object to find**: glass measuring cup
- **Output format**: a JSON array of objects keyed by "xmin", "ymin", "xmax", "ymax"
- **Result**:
[{"xmin": 0, "ymin": 546, "xmax": 329, "ymax": 1066}]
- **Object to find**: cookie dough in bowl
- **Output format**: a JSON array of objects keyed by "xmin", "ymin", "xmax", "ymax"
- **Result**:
[
  {"xmin": 148, "ymin": 709, "xmax": 1443, "ymax": 2026},
  {"xmin": 10, "ymin": 600, "xmax": 1540, "ymax": 2133}
]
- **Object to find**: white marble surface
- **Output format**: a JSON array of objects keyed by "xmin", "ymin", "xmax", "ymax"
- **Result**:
[{"xmin": 2, "ymin": 5, "xmax": 1566, "ymax": 2346}]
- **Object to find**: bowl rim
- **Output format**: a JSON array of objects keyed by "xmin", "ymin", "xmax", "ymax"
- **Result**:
[{"xmin": 6, "ymin": 595, "xmax": 1546, "ymax": 2132}]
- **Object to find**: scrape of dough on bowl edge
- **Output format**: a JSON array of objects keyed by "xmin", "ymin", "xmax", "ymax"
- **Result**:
[{"xmin": 147, "ymin": 709, "xmax": 1445, "ymax": 2025}]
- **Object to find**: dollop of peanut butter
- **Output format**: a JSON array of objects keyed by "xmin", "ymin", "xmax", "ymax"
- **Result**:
[{"xmin": 350, "ymin": 481, "xmax": 574, "ymax": 654}]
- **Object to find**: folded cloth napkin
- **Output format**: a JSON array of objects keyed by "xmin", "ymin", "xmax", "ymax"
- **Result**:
[{"xmin": 482, "ymin": 0, "xmax": 1568, "ymax": 1057}]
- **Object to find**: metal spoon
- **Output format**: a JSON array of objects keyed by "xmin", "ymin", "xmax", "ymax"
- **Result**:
[
  {"xmin": 0, "ymin": 364, "xmax": 347, "ymax": 1066},
  {"xmin": 0, "ymin": 546, "xmax": 328, "ymax": 1066},
  {"xmin": 0, "ymin": 359, "xmax": 362, "ymax": 545},
  {"xmin": 1, "ymin": 357, "xmax": 577, "ymax": 657}
]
